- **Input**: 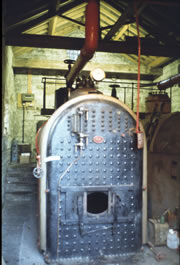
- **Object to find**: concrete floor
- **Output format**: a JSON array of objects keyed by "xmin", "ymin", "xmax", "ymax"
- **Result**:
[{"xmin": 2, "ymin": 163, "xmax": 180, "ymax": 265}]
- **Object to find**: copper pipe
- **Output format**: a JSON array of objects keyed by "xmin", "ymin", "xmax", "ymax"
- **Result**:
[{"xmin": 66, "ymin": 0, "xmax": 99, "ymax": 87}]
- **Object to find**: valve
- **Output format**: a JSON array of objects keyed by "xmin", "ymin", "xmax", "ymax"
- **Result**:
[{"xmin": 33, "ymin": 167, "xmax": 43, "ymax": 178}]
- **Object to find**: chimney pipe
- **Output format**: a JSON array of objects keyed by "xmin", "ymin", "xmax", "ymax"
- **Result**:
[{"xmin": 66, "ymin": 0, "xmax": 99, "ymax": 87}]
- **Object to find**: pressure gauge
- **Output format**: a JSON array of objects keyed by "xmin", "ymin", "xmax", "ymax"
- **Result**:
[{"xmin": 90, "ymin": 68, "xmax": 106, "ymax": 82}]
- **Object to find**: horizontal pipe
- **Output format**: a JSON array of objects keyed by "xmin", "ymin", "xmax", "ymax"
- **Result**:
[
  {"xmin": 157, "ymin": 73, "xmax": 180, "ymax": 90},
  {"xmin": 140, "ymin": 73, "xmax": 180, "ymax": 89},
  {"xmin": 66, "ymin": 0, "xmax": 99, "ymax": 87}
]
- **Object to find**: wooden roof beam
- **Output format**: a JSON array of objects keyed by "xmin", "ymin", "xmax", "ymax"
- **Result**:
[
  {"xmin": 5, "ymin": 0, "xmax": 85, "ymax": 35},
  {"xmin": 59, "ymin": 15, "xmax": 85, "ymax": 27},
  {"xmin": 104, "ymin": 2, "xmax": 133, "ymax": 41},
  {"xmin": 5, "ymin": 34, "xmax": 180, "ymax": 57},
  {"xmin": 48, "ymin": 17, "xmax": 58, "ymax": 35}
]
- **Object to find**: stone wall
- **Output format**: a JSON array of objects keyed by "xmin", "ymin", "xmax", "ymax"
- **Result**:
[
  {"xmin": 2, "ymin": 45, "xmax": 17, "ymax": 206},
  {"xmin": 154, "ymin": 58, "xmax": 180, "ymax": 112}
]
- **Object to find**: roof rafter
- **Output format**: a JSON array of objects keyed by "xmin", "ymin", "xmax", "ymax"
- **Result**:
[
  {"xmin": 5, "ymin": 33, "xmax": 180, "ymax": 58},
  {"xmin": 104, "ymin": 2, "xmax": 133, "ymax": 41},
  {"xmin": 5, "ymin": 0, "xmax": 85, "ymax": 35}
]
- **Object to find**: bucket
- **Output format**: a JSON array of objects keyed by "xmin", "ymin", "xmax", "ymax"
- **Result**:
[{"xmin": 167, "ymin": 229, "xmax": 179, "ymax": 249}]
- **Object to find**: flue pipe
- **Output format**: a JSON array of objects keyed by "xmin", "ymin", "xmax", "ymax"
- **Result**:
[
  {"xmin": 157, "ymin": 73, "xmax": 180, "ymax": 90},
  {"xmin": 66, "ymin": 0, "xmax": 99, "ymax": 87},
  {"xmin": 140, "ymin": 73, "xmax": 180, "ymax": 89}
]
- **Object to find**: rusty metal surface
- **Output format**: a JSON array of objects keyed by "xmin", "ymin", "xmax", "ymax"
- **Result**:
[{"xmin": 150, "ymin": 112, "xmax": 180, "ymax": 155}]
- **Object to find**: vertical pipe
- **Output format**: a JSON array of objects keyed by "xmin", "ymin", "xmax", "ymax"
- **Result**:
[
  {"xmin": 124, "ymin": 87, "xmax": 126, "ymax": 104},
  {"xmin": 170, "ymin": 86, "xmax": 172, "ymax": 112},
  {"xmin": 132, "ymin": 83, "xmax": 134, "ymax": 110},
  {"xmin": 43, "ymin": 78, "xmax": 46, "ymax": 109},
  {"xmin": 22, "ymin": 104, "xmax": 25, "ymax": 143}
]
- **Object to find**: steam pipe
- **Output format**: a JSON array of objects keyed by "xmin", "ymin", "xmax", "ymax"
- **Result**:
[
  {"xmin": 66, "ymin": 0, "xmax": 99, "ymax": 87},
  {"xmin": 157, "ymin": 73, "xmax": 180, "ymax": 90},
  {"xmin": 140, "ymin": 73, "xmax": 180, "ymax": 89}
]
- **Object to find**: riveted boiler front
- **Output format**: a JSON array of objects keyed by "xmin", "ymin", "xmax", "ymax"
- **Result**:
[{"xmin": 46, "ymin": 96, "xmax": 142, "ymax": 261}]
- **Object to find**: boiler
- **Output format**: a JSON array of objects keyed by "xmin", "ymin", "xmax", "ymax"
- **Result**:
[{"xmin": 35, "ymin": 83, "xmax": 147, "ymax": 264}]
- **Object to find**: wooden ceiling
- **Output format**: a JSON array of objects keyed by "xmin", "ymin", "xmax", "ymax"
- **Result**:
[{"xmin": 4, "ymin": 0, "xmax": 180, "ymax": 69}]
